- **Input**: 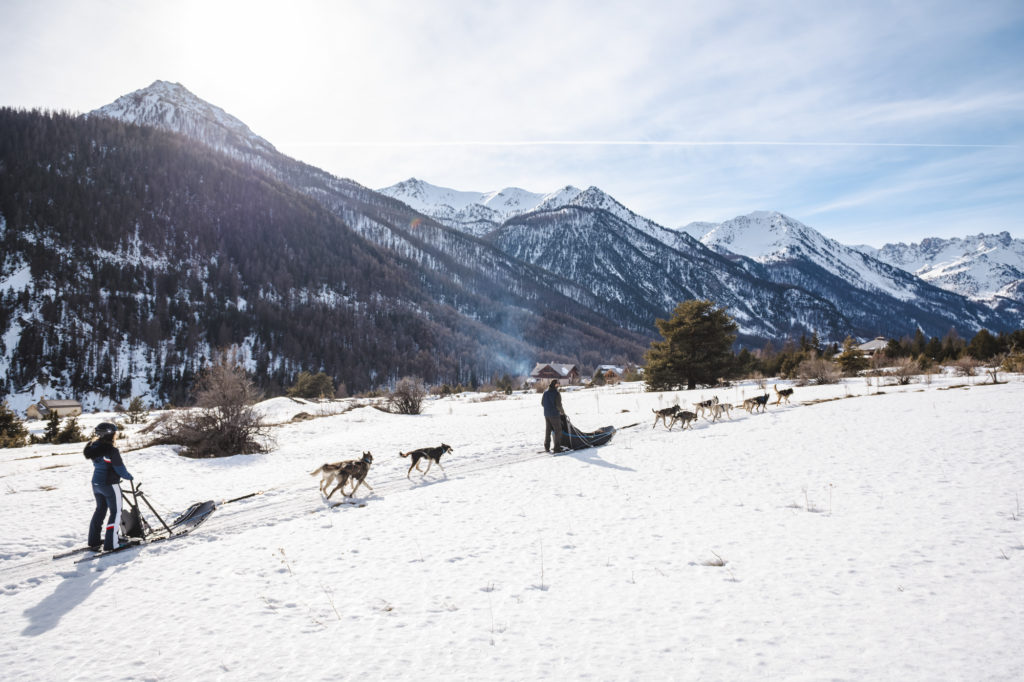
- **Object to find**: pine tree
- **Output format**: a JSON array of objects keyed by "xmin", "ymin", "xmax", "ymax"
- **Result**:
[
  {"xmin": 837, "ymin": 337, "xmax": 869, "ymax": 376},
  {"xmin": 286, "ymin": 371, "xmax": 335, "ymax": 399},
  {"xmin": 644, "ymin": 300, "xmax": 738, "ymax": 391},
  {"xmin": 55, "ymin": 416, "xmax": 86, "ymax": 444},
  {"xmin": 0, "ymin": 401, "xmax": 29, "ymax": 448},
  {"xmin": 43, "ymin": 411, "xmax": 61, "ymax": 443},
  {"xmin": 127, "ymin": 396, "xmax": 149, "ymax": 424}
]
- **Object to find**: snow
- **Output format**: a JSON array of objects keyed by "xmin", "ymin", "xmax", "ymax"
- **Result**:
[
  {"xmin": 3, "ymin": 376, "xmax": 1024, "ymax": 679},
  {"xmin": 866, "ymin": 233, "xmax": 1024, "ymax": 303},
  {"xmin": 1, "ymin": 264, "xmax": 32, "ymax": 293},
  {"xmin": 694, "ymin": 211, "xmax": 923, "ymax": 301},
  {"xmin": 378, "ymin": 178, "xmax": 585, "ymax": 227}
]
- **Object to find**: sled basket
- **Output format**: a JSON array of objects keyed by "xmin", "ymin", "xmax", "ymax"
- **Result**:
[
  {"xmin": 119, "ymin": 482, "xmax": 216, "ymax": 539},
  {"xmin": 561, "ymin": 417, "xmax": 616, "ymax": 450}
]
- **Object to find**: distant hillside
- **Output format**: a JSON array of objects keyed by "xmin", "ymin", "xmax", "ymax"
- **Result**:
[{"xmin": 0, "ymin": 108, "xmax": 648, "ymax": 408}]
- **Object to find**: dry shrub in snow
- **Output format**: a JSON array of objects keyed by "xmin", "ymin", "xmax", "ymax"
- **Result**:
[
  {"xmin": 954, "ymin": 356, "xmax": 979, "ymax": 377},
  {"xmin": 891, "ymin": 357, "xmax": 921, "ymax": 385},
  {"xmin": 155, "ymin": 350, "xmax": 273, "ymax": 458},
  {"xmin": 389, "ymin": 376, "xmax": 428, "ymax": 415},
  {"xmin": 796, "ymin": 355, "xmax": 842, "ymax": 385}
]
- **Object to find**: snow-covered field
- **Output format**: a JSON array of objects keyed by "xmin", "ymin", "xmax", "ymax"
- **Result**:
[{"xmin": 2, "ymin": 376, "xmax": 1023, "ymax": 680}]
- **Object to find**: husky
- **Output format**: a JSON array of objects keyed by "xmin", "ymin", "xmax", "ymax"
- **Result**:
[
  {"xmin": 709, "ymin": 402, "xmax": 734, "ymax": 421},
  {"xmin": 651, "ymin": 405, "xmax": 681, "ymax": 429},
  {"xmin": 743, "ymin": 394, "xmax": 770, "ymax": 413},
  {"xmin": 692, "ymin": 396, "xmax": 719, "ymax": 419},
  {"xmin": 668, "ymin": 410, "xmax": 698, "ymax": 430},
  {"xmin": 311, "ymin": 452, "xmax": 374, "ymax": 499},
  {"xmin": 400, "ymin": 443, "xmax": 453, "ymax": 478},
  {"xmin": 774, "ymin": 384, "xmax": 794, "ymax": 405}
]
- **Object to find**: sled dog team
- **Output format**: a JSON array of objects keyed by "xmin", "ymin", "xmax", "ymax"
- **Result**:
[
  {"xmin": 314, "ymin": 383, "xmax": 796, "ymax": 501},
  {"xmin": 651, "ymin": 384, "xmax": 795, "ymax": 431},
  {"xmin": 311, "ymin": 443, "xmax": 453, "ymax": 500}
]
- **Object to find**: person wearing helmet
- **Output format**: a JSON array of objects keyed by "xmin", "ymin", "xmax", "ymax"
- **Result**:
[{"xmin": 84, "ymin": 422, "xmax": 134, "ymax": 551}]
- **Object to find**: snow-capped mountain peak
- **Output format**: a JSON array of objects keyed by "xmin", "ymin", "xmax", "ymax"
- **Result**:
[
  {"xmin": 378, "ymin": 179, "xmax": 707, "ymax": 253},
  {"xmin": 90, "ymin": 80, "xmax": 277, "ymax": 157},
  {"xmin": 690, "ymin": 211, "xmax": 936, "ymax": 302},
  {"xmin": 863, "ymin": 232, "xmax": 1024, "ymax": 303},
  {"xmin": 380, "ymin": 178, "xmax": 582, "ymax": 218},
  {"xmin": 693, "ymin": 211, "xmax": 821, "ymax": 261},
  {"xmin": 378, "ymin": 179, "xmax": 586, "ymax": 236}
]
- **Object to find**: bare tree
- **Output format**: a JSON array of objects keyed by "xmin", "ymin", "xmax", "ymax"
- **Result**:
[
  {"xmin": 954, "ymin": 355, "xmax": 979, "ymax": 378},
  {"xmin": 796, "ymin": 355, "xmax": 842, "ymax": 385},
  {"xmin": 891, "ymin": 356, "xmax": 921, "ymax": 385},
  {"xmin": 389, "ymin": 376, "xmax": 428, "ymax": 415},
  {"xmin": 986, "ymin": 353, "xmax": 1008, "ymax": 384},
  {"xmin": 157, "ymin": 349, "xmax": 273, "ymax": 458}
]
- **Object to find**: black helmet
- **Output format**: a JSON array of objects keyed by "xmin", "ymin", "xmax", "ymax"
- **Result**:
[{"xmin": 94, "ymin": 422, "xmax": 118, "ymax": 439}]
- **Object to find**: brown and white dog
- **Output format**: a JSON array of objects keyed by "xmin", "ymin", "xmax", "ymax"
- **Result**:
[
  {"xmin": 400, "ymin": 443, "xmax": 453, "ymax": 478},
  {"xmin": 774, "ymin": 384, "xmax": 794, "ymax": 405},
  {"xmin": 311, "ymin": 452, "xmax": 375, "ymax": 499}
]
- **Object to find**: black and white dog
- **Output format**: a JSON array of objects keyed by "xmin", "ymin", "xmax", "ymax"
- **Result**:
[{"xmin": 400, "ymin": 443, "xmax": 453, "ymax": 478}]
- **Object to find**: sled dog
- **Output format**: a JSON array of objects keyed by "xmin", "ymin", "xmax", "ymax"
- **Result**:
[
  {"xmin": 311, "ymin": 452, "xmax": 374, "ymax": 499},
  {"xmin": 668, "ymin": 410, "xmax": 698, "ymax": 430},
  {"xmin": 773, "ymin": 384, "xmax": 794, "ymax": 405},
  {"xmin": 743, "ymin": 394, "xmax": 770, "ymax": 413},
  {"xmin": 651, "ymin": 405, "xmax": 681, "ymax": 429},
  {"xmin": 400, "ymin": 443, "xmax": 453, "ymax": 478},
  {"xmin": 692, "ymin": 396, "xmax": 719, "ymax": 418},
  {"xmin": 709, "ymin": 402, "xmax": 734, "ymax": 421}
]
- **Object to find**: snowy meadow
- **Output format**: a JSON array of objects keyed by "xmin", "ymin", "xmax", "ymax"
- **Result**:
[{"xmin": 2, "ymin": 375, "xmax": 1023, "ymax": 680}]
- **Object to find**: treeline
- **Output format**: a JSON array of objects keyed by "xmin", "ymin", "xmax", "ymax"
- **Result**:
[
  {"xmin": 0, "ymin": 108, "xmax": 647, "ymax": 405},
  {"xmin": 736, "ymin": 327, "xmax": 1024, "ymax": 379}
]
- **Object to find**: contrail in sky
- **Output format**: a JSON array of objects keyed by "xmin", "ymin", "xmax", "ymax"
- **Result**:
[{"xmin": 292, "ymin": 140, "xmax": 1015, "ymax": 149}]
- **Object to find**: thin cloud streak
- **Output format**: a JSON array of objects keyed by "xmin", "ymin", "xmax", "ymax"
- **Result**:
[{"xmin": 289, "ymin": 141, "xmax": 1016, "ymax": 149}]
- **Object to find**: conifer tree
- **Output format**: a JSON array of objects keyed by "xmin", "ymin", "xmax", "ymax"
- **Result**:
[
  {"xmin": 837, "ymin": 337, "xmax": 869, "ymax": 376},
  {"xmin": 644, "ymin": 300, "xmax": 738, "ymax": 391},
  {"xmin": 0, "ymin": 401, "xmax": 29, "ymax": 448},
  {"xmin": 43, "ymin": 411, "xmax": 61, "ymax": 443},
  {"xmin": 127, "ymin": 396, "xmax": 149, "ymax": 424},
  {"xmin": 55, "ymin": 416, "xmax": 86, "ymax": 444}
]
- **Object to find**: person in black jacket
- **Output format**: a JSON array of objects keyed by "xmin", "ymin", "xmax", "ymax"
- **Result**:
[
  {"xmin": 84, "ymin": 422, "xmax": 134, "ymax": 550},
  {"xmin": 541, "ymin": 380, "xmax": 566, "ymax": 453}
]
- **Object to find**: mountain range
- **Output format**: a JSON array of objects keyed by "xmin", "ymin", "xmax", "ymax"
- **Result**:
[
  {"xmin": 860, "ymin": 233, "xmax": 1024, "ymax": 307},
  {"xmin": 1, "ymin": 80, "xmax": 1020, "ymax": 408},
  {"xmin": 381, "ymin": 179, "xmax": 1022, "ymax": 340}
]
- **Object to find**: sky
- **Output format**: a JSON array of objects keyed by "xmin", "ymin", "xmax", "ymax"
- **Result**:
[{"xmin": 1, "ymin": 0, "xmax": 1022, "ymax": 246}]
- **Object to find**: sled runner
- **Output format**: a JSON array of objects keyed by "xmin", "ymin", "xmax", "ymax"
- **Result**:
[{"xmin": 54, "ymin": 481, "xmax": 215, "ymax": 561}]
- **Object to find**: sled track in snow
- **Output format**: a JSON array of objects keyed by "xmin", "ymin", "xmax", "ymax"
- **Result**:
[
  {"xmin": 202, "ymin": 445, "xmax": 558, "ymax": 538},
  {"xmin": 0, "ymin": 445, "xmax": 556, "ymax": 593}
]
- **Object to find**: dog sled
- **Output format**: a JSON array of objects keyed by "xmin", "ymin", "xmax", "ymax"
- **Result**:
[
  {"xmin": 559, "ymin": 416, "xmax": 617, "ymax": 450},
  {"xmin": 54, "ymin": 481, "xmax": 216, "ymax": 561},
  {"xmin": 120, "ymin": 481, "xmax": 216, "ymax": 540}
]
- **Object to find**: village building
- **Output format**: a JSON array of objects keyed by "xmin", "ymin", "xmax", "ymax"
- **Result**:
[
  {"xmin": 26, "ymin": 399, "xmax": 83, "ymax": 420},
  {"xmin": 855, "ymin": 337, "xmax": 889, "ymax": 355},
  {"xmin": 595, "ymin": 364, "xmax": 625, "ymax": 383},
  {"xmin": 530, "ymin": 362, "xmax": 580, "ymax": 385}
]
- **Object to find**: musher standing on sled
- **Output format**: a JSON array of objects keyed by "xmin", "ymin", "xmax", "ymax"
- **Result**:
[
  {"xmin": 542, "ymin": 379, "xmax": 566, "ymax": 453},
  {"xmin": 84, "ymin": 422, "xmax": 134, "ymax": 550}
]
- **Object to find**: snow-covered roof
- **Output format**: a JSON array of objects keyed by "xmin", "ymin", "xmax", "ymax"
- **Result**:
[
  {"xmin": 856, "ymin": 337, "xmax": 889, "ymax": 352},
  {"xmin": 530, "ymin": 362, "xmax": 578, "ymax": 377}
]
